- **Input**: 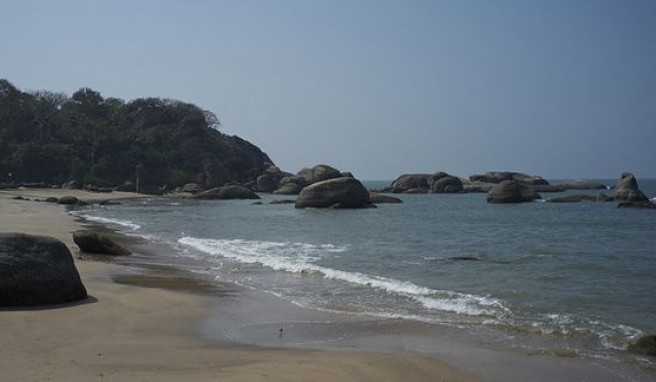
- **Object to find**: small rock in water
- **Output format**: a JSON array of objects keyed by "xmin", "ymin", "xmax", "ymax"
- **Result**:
[{"xmin": 629, "ymin": 335, "xmax": 656, "ymax": 356}]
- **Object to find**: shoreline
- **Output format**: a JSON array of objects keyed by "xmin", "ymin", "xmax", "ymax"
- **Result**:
[
  {"xmin": 0, "ymin": 189, "xmax": 477, "ymax": 382},
  {"xmin": 2, "ymin": 188, "xmax": 654, "ymax": 381}
]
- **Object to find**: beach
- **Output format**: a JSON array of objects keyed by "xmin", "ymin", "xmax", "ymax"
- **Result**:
[{"xmin": 0, "ymin": 189, "xmax": 476, "ymax": 382}]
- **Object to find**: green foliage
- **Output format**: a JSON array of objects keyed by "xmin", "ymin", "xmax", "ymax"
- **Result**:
[{"xmin": 0, "ymin": 79, "xmax": 270, "ymax": 190}]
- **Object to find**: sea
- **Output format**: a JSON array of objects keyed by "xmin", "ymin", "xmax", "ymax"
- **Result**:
[{"xmin": 72, "ymin": 178, "xmax": 656, "ymax": 375}]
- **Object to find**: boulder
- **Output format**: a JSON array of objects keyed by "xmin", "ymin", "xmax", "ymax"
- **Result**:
[
  {"xmin": 0, "ymin": 233, "xmax": 87, "ymax": 306},
  {"xmin": 296, "ymin": 177, "xmax": 371, "ymax": 209},
  {"xmin": 629, "ymin": 335, "xmax": 656, "ymax": 356},
  {"xmin": 487, "ymin": 180, "xmax": 541, "ymax": 203},
  {"xmin": 298, "ymin": 164, "xmax": 342, "ymax": 185},
  {"xmin": 614, "ymin": 172, "xmax": 648, "ymax": 203},
  {"xmin": 462, "ymin": 182, "xmax": 494, "ymax": 193},
  {"xmin": 274, "ymin": 177, "xmax": 306, "ymax": 195},
  {"xmin": 390, "ymin": 174, "xmax": 432, "ymax": 193},
  {"xmin": 196, "ymin": 185, "xmax": 260, "ymax": 200},
  {"xmin": 368, "ymin": 192, "xmax": 403, "ymax": 204},
  {"xmin": 431, "ymin": 173, "xmax": 464, "ymax": 193},
  {"xmin": 73, "ymin": 231, "xmax": 131, "ymax": 256},
  {"xmin": 57, "ymin": 196, "xmax": 79, "ymax": 205},
  {"xmin": 256, "ymin": 175, "xmax": 277, "ymax": 193}
]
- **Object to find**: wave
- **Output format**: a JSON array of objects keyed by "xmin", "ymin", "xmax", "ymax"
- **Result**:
[
  {"xmin": 71, "ymin": 211, "xmax": 142, "ymax": 231},
  {"xmin": 177, "ymin": 236, "xmax": 509, "ymax": 318}
]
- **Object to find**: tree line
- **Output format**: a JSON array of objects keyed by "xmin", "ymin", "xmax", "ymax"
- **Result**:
[{"xmin": 0, "ymin": 80, "xmax": 270, "ymax": 191}]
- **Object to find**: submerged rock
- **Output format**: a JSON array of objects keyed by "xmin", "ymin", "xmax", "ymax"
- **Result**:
[
  {"xmin": 0, "ymin": 233, "xmax": 87, "ymax": 306},
  {"xmin": 368, "ymin": 192, "xmax": 403, "ymax": 204},
  {"xmin": 196, "ymin": 185, "xmax": 260, "ymax": 200},
  {"xmin": 629, "ymin": 335, "xmax": 656, "ymax": 356},
  {"xmin": 296, "ymin": 177, "xmax": 370, "ymax": 209},
  {"xmin": 547, "ymin": 194, "xmax": 596, "ymax": 203}
]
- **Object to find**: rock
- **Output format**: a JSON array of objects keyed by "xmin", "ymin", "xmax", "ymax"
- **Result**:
[
  {"xmin": 296, "ymin": 177, "xmax": 371, "ymax": 209},
  {"xmin": 269, "ymin": 199, "xmax": 296, "ymax": 205},
  {"xmin": 274, "ymin": 177, "xmax": 305, "ymax": 195},
  {"xmin": 181, "ymin": 183, "xmax": 200, "ymax": 193},
  {"xmin": 298, "ymin": 164, "xmax": 342, "ymax": 185},
  {"xmin": 462, "ymin": 182, "xmax": 494, "ymax": 193},
  {"xmin": 256, "ymin": 175, "xmax": 277, "ymax": 193},
  {"xmin": 531, "ymin": 184, "xmax": 567, "ymax": 193},
  {"xmin": 470, "ymin": 172, "xmax": 548, "ymax": 186},
  {"xmin": 597, "ymin": 193, "xmax": 614, "ymax": 202},
  {"xmin": 614, "ymin": 172, "xmax": 648, "ymax": 203},
  {"xmin": 44, "ymin": 197, "xmax": 59, "ymax": 203},
  {"xmin": 618, "ymin": 202, "xmax": 656, "ymax": 209},
  {"xmin": 73, "ymin": 231, "xmax": 131, "ymax": 256},
  {"xmin": 57, "ymin": 196, "xmax": 79, "ymax": 205},
  {"xmin": 368, "ymin": 192, "xmax": 403, "ymax": 204},
  {"xmin": 554, "ymin": 180, "xmax": 608, "ymax": 190},
  {"xmin": 390, "ymin": 174, "xmax": 431, "ymax": 193},
  {"xmin": 0, "ymin": 233, "xmax": 87, "ymax": 306},
  {"xmin": 196, "ymin": 185, "xmax": 260, "ymax": 200},
  {"xmin": 431, "ymin": 173, "xmax": 464, "ymax": 193},
  {"xmin": 629, "ymin": 335, "xmax": 656, "ymax": 356},
  {"xmin": 547, "ymin": 194, "xmax": 596, "ymax": 203},
  {"xmin": 487, "ymin": 180, "xmax": 541, "ymax": 203}
]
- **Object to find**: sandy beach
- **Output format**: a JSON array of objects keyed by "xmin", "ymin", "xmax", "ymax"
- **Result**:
[{"xmin": 0, "ymin": 189, "xmax": 476, "ymax": 382}]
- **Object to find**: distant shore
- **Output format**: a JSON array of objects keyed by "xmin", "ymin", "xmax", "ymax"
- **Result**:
[{"xmin": 0, "ymin": 189, "xmax": 477, "ymax": 382}]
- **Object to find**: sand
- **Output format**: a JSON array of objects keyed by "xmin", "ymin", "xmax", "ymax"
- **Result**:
[{"xmin": 0, "ymin": 189, "xmax": 477, "ymax": 382}]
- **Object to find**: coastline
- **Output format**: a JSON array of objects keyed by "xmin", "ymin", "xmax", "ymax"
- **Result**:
[{"xmin": 0, "ymin": 189, "xmax": 477, "ymax": 382}]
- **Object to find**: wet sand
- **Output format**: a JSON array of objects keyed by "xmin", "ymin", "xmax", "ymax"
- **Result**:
[{"xmin": 0, "ymin": 189, "xmax": 476, "ymax": 382}]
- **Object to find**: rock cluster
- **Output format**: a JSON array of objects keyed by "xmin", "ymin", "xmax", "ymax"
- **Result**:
[{"xmin": 486, "ymin": 180, "xmax": 541, "ymax": 203}]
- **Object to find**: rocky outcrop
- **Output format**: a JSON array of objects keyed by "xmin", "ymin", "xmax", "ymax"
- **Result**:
[
  {"xmin": 389, "ymin": 172, "xmax": 463, "ymax": 194},
  {"xmin": 487, "ymin": 180, "xmax": 541, "ymax": 203},
  {"xmin": 470, "ymin": 172, "xmax": 548, "ymax": 186},
  {"xmin": 73, "ymin": 231, "xmax": 131, "ymax": 256},
  {"xmin": 298, "ymin": 164, "xmax": 342, "ymax": 185},
  {"xmin": 274, "ymin": 177, "xmax": 305, "ymax": 195},
  {"xmin": 0, "ymin": 233, "xmax": 87, "ymax": 306},
  {"xmin": 196, "ymin": 185, "xmax": 260, "ymax": 200},
  {"xmin": 629, "ymin": 335, "xmax": 656, "ymax": 356},
  {"xmin": 614, "ymin": 172, "xmax": 648, "ymax": 203},
  {"xmin": 295, "ymin": 177, "xmax": 371, "ymax": 209},
  {"xmin": 431, "ymin": 172, "xmax": 464, "ymax": 193}
]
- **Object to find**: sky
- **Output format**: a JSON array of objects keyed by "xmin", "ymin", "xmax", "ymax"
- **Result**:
[{"xmin": 1, "ymin": 0, "xmax": 655, "ymax": 180}]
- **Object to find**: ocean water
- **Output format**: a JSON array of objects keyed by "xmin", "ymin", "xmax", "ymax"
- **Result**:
[{"xmin": 73, "ymin": 179, "xmax": 656, "ymax": 364}]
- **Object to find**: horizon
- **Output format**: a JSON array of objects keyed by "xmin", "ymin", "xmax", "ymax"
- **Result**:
[{"xmin": 2, "ymin": 1, "xmax": 655, "ymax": 180}]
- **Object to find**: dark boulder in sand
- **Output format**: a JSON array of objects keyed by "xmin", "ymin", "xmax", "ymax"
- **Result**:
[
  {"xmin": 196, "ymin": 185, "xmax": 260, "ymax": 200},
  {"xmin": 57, "ymin": 196, "xmax": 79, "ymax": 205},
  {"xmin": 0, "ymin": 233, "xmax": 87, "ymax": 306},
  {"xmin": 296, "ymin": 177, "xmax": 371, "ymax": 209},
  {"xmin": 614, "ymin": 172, "xmax": 648, "ymax": 203},
  {"xmin": 629, "ymin": 335, "xmax": 656, "ymax": 356},
  {"xmin": 487, "ymin": 180, "xmax": 541, "ymax": 203},
  {"xmin": 73, "ymin": 231, "xmax": 131, "ymax": 256}
]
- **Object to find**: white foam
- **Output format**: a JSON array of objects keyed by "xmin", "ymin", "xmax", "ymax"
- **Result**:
[
  {"xmin": 72, "ymin": 212, "xmax": 141, "ymax": 231},
  {"xmin": 178, "ymin": 236, "xmax": 510, "ymax": 317}
]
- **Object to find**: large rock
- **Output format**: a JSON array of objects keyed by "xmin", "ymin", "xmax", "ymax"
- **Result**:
[
  {"xmin": 487, "ymin": 180, "xmax": 541, "ymax": 203},
  {"xmin": 0, "ymin": 233, "xmax": 87, "ymax": 306},
  {"xmin": 196, "ymin": 185, "xmax": 260, "ymax": 200},
  {"xmin": 614, "ymin": 172, "xmax": 648, "ymax": 203},
  {"xmin": 298, "ymin": 164, "xmax": 342, "ymax": 186},
  {"xmin": 274, "ymin": 177, "xmax": 306, "ymax": 195},
  {"xmin": 390, "ymin": 174, "xmax": 431, "ymax": 193},
  {"xmin": 256, "ymin": 175, "xmax": 277, "ymax": 193},
  {"xmin": 73, "ymin": 231, "xmax": 131, "ymax": 256},
  {"xmin": 431, "ymin": 172, "xmax": 464, "ymax": 193},
  {"xmin": 295, "ymin": 177, "xmax": 371, "ymax": 209},
  {"xmin": 629, "ymin": 335, "xmax": 656, "ymax": 356}
]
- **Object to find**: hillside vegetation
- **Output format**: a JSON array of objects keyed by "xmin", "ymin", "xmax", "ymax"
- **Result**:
[{"xmin": 0, "ymin": 80, "xmax": 271, "ymax": 191}]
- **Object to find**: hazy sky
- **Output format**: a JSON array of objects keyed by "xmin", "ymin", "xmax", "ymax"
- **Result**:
[{"xmin": 2, "ymin": 0, "xmax": 655, "ymax": 179}]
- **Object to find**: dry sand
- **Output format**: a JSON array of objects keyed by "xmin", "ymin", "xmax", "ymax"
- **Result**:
[{"xmin": 0, "ymin": 189, "xmax": 477, "ymax": 382}]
